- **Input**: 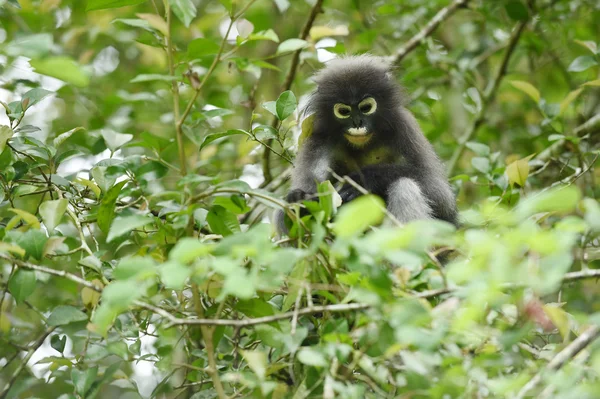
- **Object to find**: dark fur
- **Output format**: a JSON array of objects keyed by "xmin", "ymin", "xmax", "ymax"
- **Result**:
[{"xmin": 276, "ymin": 55, "xmax": 458, "ymax": 233}]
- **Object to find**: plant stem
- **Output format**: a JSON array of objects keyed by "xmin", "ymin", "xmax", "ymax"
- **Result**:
[
  {"xmin": 261, "ymin": 0, "xmax": 325, "ymax": 185},
  {"xmin": 447, "ymin": 20, "xmax": 527, "ymax": 176},
  {"xmin": 163, "ymin": 0, "xmax": 186, "ymax": 176}
]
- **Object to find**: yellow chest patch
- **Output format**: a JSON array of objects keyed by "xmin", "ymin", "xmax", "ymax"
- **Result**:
[{"xmin": 333, "ymin": 145, "xmax": 400, "ymax": 174}]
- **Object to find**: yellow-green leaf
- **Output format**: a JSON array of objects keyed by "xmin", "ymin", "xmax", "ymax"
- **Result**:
[
  {"xmin": 39, "ymin": 199, "xmax": 68, "ymax": 232},
  {"xmin": 509, "ymin": 80, "xmax": 541, "ymax": 103},
  {"xmin": 75, "ymin": 178, "xmax": 101, "ymax": 198},
  {"xmin": 543, "ymin": 305, "xmax": 570, "ymax": 339},
  {"xmin": 583, "ymin": 79, "xmax": 600, "ymax": 87},
  {"xmin": 333, "ymin": 195, "xmax": 385, "ymax": 238},
  {"xmin": 298, "ymin": 114, "xmax": 315, "ymax": 149},
  {"xmin": 506, "ymin": 158, "xmax": 530, "ymax": 187},
  {"xmin": 9, "ymin": 208, "xmax": 40, "ymax": 229},
  {"xmin": 136, "ymin": 13, "xmax": 168, "ymax": 36},
  {"xmin": 309, "ymin": 25, "xmax": 349, "ymax": 40},
  {"xmin": 559, "ymin": 88, "xmax": 583, "ymax": 115},
  {"xmin": 0, "ymin": 242, "xmax": 26, "ymax": 257},
  {"xmin": 0, "ymin": 125, "xmax": 14, "ymax": 153},
  {"xmin": 30, "ymin": 57, "xmax": 90, "ymax": 88}
]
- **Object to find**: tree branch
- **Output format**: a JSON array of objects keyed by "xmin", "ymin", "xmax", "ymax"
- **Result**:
[
  {"xmin": 261, "ymin": 0, "xmax": 324, "ymax": 185},
  {"xmin": 0, "ymin": 326, "xmax": 57, "ymax": 399},
  {"xmin": 514, "ymin": 324, "xmax": 600, "ymax": 399},
  {"xmin": 391, "ymin": 0, "xmax": 471, "ymax": 65},
  {"xmin": 447, "ymin": 20, "xmax": 528, "ymax": 176},
  {"xmin": 174, "ymin": 0, "xmax": 258, "ymax": 175},
  {"xmin": 3, "ymin": 253, "xmax": 600, "ymax": 330},
  {"xmin": 536, "ymin": 113, "xmax": 600, "ymax": 162}
]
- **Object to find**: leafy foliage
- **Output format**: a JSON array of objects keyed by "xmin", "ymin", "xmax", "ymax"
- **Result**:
[{"xmin": 1, "ymin": 0, "xmax": 600, "ymax": 398}]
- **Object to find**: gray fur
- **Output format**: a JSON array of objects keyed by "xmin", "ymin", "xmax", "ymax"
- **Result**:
[
  {"xmin": 276, "ymin": 55, "xmax": 458, "ymax": 234},
  {"xmin": 386, "ymin": 178, "xmax": 433, "ymax": 222}
]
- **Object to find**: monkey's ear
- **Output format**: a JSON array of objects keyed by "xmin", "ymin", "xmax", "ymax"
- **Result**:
[{"xmin": 298, "ymin": 114, "xmax": 316, "ymax": 149}]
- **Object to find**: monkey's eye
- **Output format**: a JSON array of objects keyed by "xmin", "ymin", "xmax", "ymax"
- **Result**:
[
  {"xmin": 358, "ymin": 97, "xmax": 377, "ymax": 115},
  {"xmin": 334, "ymin": 103, "xmax": 352, "ymax": 119}
]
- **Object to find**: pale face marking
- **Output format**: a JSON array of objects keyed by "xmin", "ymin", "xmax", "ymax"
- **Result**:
[{"xmin": 346, "ymin": 127, "xmax": 368, "ymax": 136}]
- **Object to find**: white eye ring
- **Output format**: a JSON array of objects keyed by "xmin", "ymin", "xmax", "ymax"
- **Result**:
[
  {"xmin": 358, "ymin": 97, "xmax": 377, "ymax": 115},
  {"xmin": 334, "ymin": 103, "xmax": 352, "ymax": 119}
]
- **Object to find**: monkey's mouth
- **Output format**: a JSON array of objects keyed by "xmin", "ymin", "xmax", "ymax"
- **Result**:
[{"xmin": 345, "ymin": 127, "xmax": 372, "ymax": 146}]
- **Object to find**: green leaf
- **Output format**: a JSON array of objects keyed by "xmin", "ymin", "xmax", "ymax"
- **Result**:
[
  {"xmin": 16, "ymin": 229, "xmax": 48, "ymax": 260},
  {"xmin": 169, "ymin": 0, "xmax": 196, "ymax": 27},
  {"xmin": 98, "ymin": 180, "xmax": 128, "ymax": 233},
  {"xmin": 113, "ymin": 256, "xmax": 157, "ymax": 280},
  {"xmin": 297, "ymin": 347, "xmax": 328, "ymax": 367},
  {"xmin": 200, "ymin": 129, "xmax": 250, "ymax": 151},
  {"xmin": 187, "ymin": 38, "xmax": 220, "ymax": 59},
  {"xmin": 53, "ymin": 127, "xmax": 85, "ymax": 148},
  {"xmin": 248, "ymin": 29, "xmax": 279, "ymax": 43},
  {"xmin": 465, "ymin": 142, "xmax": 490, "ymax": 156},
  {"xmin": 50, "ymin": 334, "xmax": 67, "ymax": 353},
  {"xmin": 8, "ymin": 270, "xmax": 36, "ymax": 304},
  {"xmin": 333, "ymin": 195, "xmax": 385, "ymax": 238},
  {"xmin": 71, "ymin": 367, "xmax": 98, "ymax": 397},
  {"xmin": 130, "ymin": 74, "xmax": 179, "ymax": 83},
  {"xmin": 276, "ymin": 38, "xmax": 309, "ymax": 54},
  {"xmin": 107, "ymin": 215, "xmax": 154, "ymax": 242},
  {"xmin": 91, "ymin": 166, "xmax": 117, "ymax": 193},
  {"xmin": 4, "ymin": 33, "xmax": 52, "ymax": 58},
  {"xmin": 22, "ymin": 88, "xmax": 53, "ymax": 108},
  {"xmin": 262, "ymin": 101, "xmax": 277, "ymax": 117},
  {"xmin": 221, "ymin": 271, "xmax": 255, "ymax": 299},
  {"xmin": 517, "ymin": 186, "xmax": 582, "ymax": 218},
  {"xmin": 113, "ymin": 18, "xmax": 153, "ymax": 31},
  {"xmin": 159, "ymin": 261, "xmax": 191, "ymax": 290},
  {"xmin": 169, "ymin": 238, "xmax": 212, "ymax": 263},
  {"xmin": 568, "ymin": 56, "xmax": 598, "ymax": 72},
  {"xmin": 582, "ymin": 198, "xmax": 600, "ymax": 232},
  {"xmin": 213, "ymin": 195, "xmax": 251, "ymax": 214},
  {"xmin": 275, "ymin": 90, "xmax": 297, "ymax": 121},
  {"xmin": 47, "ymin": 305, "xmax": 88, "ymax": 326},
  {"xmin": 574, "ymin": 40, "xmax": 598, "ymax": 54},
  {"xmin": 240, "ymin": 350, "xmax": 267, "ymax": 380},
  {"xmin": 509, "ymin": 80, "xmax": 541, "ymax": 103},
  {"xmin": 0, "ymin": 126, "xmax": 14, "ymax": 154},
  {"xmin": 86, "ymin": 0, "xmax": 146, "ymax": 11},
  {"xmin": 559, "ymin": 88, "xmax": 583, "ymax": 115},
  {"xmin": 471, "ymin": 157, "xmax": 490, "ymax": 174},
  {"xmin": 504, "ymin": 0, "xmax": 529, "ymax": 21},
  {"xmin": 207, "ymin": 205, "xmax": 240, "ymax": 236},
  {"xmin": 30, "ymin": 57, "xmax": 90, "ymax": 88},
  {"xmin": 100, "ymin": 129, "xmax": 133, "ymax": 152},
  {"xmin": 39, "ymin": 199, "xmax": 68, "ymax": 232}
]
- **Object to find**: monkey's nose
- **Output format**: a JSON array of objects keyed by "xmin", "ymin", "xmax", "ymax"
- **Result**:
[{"xmin": 353, "ymin": 118, "xmax": 363, "ymax": 128}]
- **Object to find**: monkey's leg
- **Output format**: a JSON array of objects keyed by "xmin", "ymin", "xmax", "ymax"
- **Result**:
[{"xmin": 386, "ymin": 177, "xmax": 433, "ymax": 223}]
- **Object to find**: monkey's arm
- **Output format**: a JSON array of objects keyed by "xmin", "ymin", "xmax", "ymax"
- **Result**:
[{"xmin": 287, "ymin": 137, "xmax": 331, "ymax": 202}]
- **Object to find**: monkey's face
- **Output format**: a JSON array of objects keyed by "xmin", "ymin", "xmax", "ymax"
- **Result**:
[{"xmin": 332, "ymin": 97, "xmax": 377, "ymax": 148}]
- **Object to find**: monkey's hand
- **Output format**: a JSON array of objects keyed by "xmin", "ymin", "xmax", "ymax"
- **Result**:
[
  {"xmin": 337, "ymin": 184, "xmax": 363, "ymax": 204},
  {"xmin": 286, "ymin": 189, "xmax": 315, "ymax": 204}
]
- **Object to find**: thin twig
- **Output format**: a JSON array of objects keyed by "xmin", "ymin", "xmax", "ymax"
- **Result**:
[
  {"xmin": 536, "ymin": 113, "xmax": 600, "ymax": 162},
  {"xmin": 447, "ymin": 20, "xmax": 528, "ymax": 175},
  {"xmin": 163, "ymin": 0, "xmax": 185, "ymax": 176},
  {"xmin": 514, "ymin": 325, "xmax": 600, "ymax": 399},
  {"xmin": 3, "ymin": 254, "xmax": 600, "ymax": 330},
  {"xmin": 0, "ymin": 326, "xmax": 57, "ymax": 399},
  {"xmin": 261, "ymin": 0, "xmax": 324, "ymax": 184},
  {"xmin": 391, "ymin": 0, "xmax": 471, "ymax": 65}
]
